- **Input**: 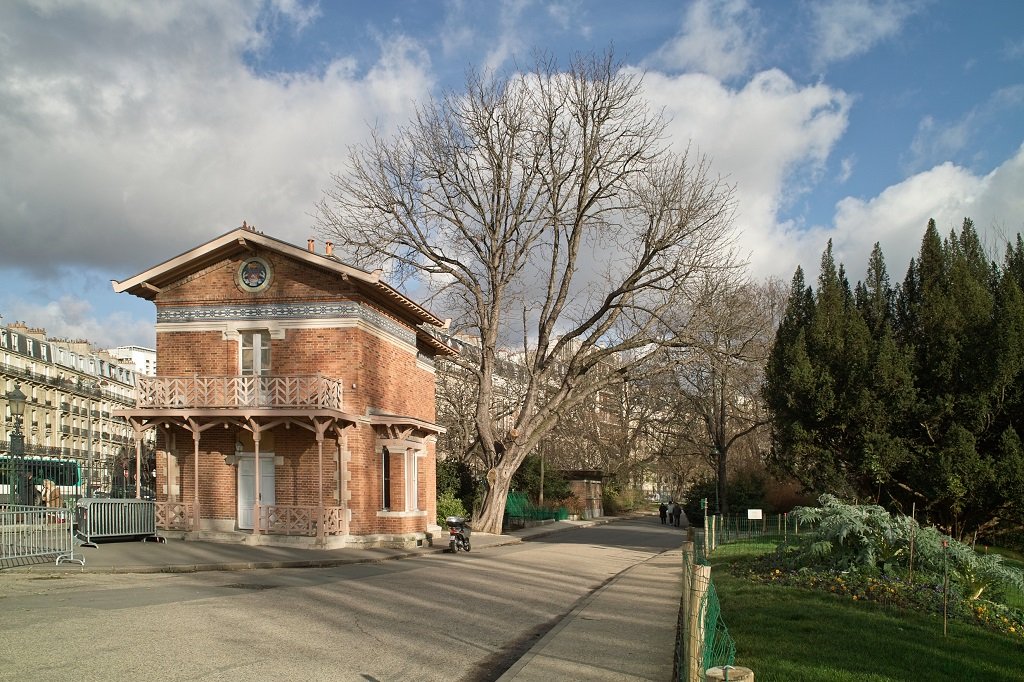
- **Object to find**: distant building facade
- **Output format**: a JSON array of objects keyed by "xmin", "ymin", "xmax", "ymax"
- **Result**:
[
  {"xmin": 1, "ymin": 321, "xmax": 139, "ymax": 495},
  {"xmin": 106, "ymin": 345, "xmax": 157, "ymax": 377}
]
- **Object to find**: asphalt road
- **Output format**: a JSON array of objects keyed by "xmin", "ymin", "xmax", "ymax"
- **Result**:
[{"xmin": 0, "ymin": 519, "xmax": 682, "ymax": 682}]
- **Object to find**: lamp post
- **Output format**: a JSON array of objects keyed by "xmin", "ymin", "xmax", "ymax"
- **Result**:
[{"xmin": 7, "ymin": 383, "xmax": 27, "ymax": 505}]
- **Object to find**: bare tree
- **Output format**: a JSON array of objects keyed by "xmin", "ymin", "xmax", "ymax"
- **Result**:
[
  {"xmin": 316, "ymin": 51, "xmax": 739, "ymax": 533},
  {"xmin": 665, "ymin": 277, "xmax": 786, "ymax": 513}
]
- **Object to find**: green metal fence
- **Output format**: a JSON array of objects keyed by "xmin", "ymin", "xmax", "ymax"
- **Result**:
[
  {"xmin": 701, "ymin": 579, "xmax": 736, "ymax": 672},
  {"xmin": 504, "ymin": 491, "xmax": 569, "ymax": 528}
]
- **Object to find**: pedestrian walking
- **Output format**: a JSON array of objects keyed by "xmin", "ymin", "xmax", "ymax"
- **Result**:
[
  {"xmin": 671, "ymin": 501, "xmax": 682, "ymax": 527},
  {"xmin": 658, "ymin": 501, "xmax": 668, "ymax": 524}
]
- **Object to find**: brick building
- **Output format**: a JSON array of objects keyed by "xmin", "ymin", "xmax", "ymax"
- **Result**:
[{"xmin": 112, "ymin": 224, "xmax": 452, "ymax": 548}]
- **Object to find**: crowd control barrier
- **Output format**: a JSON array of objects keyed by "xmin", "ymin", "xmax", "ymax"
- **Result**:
[
  {"xmin": 1, "ymin": 504, "xmax": 84, "ymax": 566},
  {"xmin": 76, "ymin": 498, "xmax": 163, "ymax": 548}
]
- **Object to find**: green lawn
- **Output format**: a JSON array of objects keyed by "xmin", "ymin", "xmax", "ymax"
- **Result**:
[
  {"xmin": 988, "ymin": 546, "xmax": 1024, "ymax": 566},
  {"xmin": 988, "ymin": 547, "xmax": 1024, "ymax": 611},
  {"xmin": 708, "ymin": 543, "xmax": 1024, "ymax": 682}
]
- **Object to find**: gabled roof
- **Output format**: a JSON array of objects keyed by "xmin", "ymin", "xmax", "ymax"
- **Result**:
[{"xmin": 111, "ymin": 226, "xmax": 452, "ymax": 340}]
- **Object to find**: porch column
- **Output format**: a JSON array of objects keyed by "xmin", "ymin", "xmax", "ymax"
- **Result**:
[
  {"xmin": 253, "ymin": 431, "xmax": 261, "ymax": 535},
  {"xmin": 193, "ymin": 430, "xmax": 201, "ymax": 531},
  {"xmin": 316, "ymin": 433, "xmax": 324, "ymax": 543},
  {"xmin": 135, "ymin": 439, "xmax": 142, "ymax": 499}
]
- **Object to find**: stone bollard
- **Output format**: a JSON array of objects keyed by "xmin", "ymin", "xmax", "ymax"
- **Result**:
[{"xmin": 706, "ymin": 665, "xmax": 754, "ymax": 681}]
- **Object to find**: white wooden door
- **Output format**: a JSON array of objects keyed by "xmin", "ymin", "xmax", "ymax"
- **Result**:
[{"xmin": 237, "ymin": 456, "xmax": 275, "ymax": 530}]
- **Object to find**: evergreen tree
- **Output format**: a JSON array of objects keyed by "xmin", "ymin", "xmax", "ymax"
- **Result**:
[
  {"xmin": 765, "ymin": 267, "xmax": 822, "ymax": 491},
  {"xmin": 766, "ymin": 218, "xmax": 1024, "ymax": 538}
]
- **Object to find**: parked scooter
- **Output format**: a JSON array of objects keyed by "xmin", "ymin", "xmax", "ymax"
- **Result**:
[{"xmin": 446, "ymin": 515, "xmax": 471, "ymax": 553}]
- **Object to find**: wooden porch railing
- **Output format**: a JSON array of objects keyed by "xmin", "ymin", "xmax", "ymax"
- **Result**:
[
  {"xmin": 260, "ymin": 505, "xmax": 347, "ymax": 538},
  {"xmin": 136, "ymin": 375, "xmax": 344, "ymax": 410},
  {"xmin": 155, "ymin": 501, "xmax": 195, "ymax": 531}
]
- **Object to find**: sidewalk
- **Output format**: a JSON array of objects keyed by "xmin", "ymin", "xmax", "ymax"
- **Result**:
[{"xmin": 4, "ymin": 515, "xmax": 681, "ymax": 680}]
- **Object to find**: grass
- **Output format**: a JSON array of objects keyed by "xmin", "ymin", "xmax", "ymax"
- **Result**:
[
  {"xmin": 987, "ymin": 545, "xmax": 1024, "ymax": 566},
  {"xmin": 983, "ymin": 546, "xmax": 1024, "ymax": 610},
  {"xmin": 708, "ymin": 542, "xmax": 1024, "ymax": 681}
]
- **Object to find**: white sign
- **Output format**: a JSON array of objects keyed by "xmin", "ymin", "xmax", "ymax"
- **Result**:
[{"xmin": 747, "ymin": 509, "xmax": 763, "ymax": 520}]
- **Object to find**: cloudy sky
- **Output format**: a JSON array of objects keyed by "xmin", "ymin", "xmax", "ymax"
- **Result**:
[{"xmin": 1, "ymin": 0, "xmax": 1022, "ymax": 349}]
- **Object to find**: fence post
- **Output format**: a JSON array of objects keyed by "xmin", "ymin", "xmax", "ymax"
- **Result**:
[
  {"xmin": 703, "ymin": 512, "xmax": 709, "ymax": 558},
  {"xmin": 680, "ymin": 540, "xmax": 694, "ymax": 679},
  {"xmin": 681, "ymin": 540, "xmax": 694, "ymax": 613},
  {"xmin": 706, "ymin": 666, "xmax": 754, "ymax": 681},
  {"xmin": 687, "ymin": 563, "xmax": 711, "ymax": 682}
]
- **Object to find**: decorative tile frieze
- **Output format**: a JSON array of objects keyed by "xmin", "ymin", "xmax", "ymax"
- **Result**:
[{"xmin": 157, "ymin": 302, "xmax": 417, "ymax": 345}]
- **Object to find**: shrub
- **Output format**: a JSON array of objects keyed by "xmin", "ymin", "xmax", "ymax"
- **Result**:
[
  {"xmin": 437, "ymin": 458, "xmax": 479, "ymax": 514},
  {"xmin": 788, "ymin": 495, "xmax": 1024, "ymax": 600},
  {"xmin": 511, "ymin": 455, "xmax": 571, "ymax": 503},
  {"xmin": 436, "ymin": 490, "xmax": 468, "ymax": 527},
  {"xmin": 602, "ymin": 488, "xmax": 622, "ymax": 516},
  {"xmin": 683, "ymin": 471, "xmax": 772, "ymax": 525},
  {"xmin": 789, "ymin": 493, "xmax": 909, "ymax": 572}
]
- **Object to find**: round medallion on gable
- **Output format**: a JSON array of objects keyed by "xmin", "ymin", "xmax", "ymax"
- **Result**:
[{"xmin": 237, "ymin": 256, "xmax": 272, "ymax": 293}]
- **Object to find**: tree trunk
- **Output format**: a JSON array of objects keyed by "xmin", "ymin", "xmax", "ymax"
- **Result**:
[
  {"xmin": 474, "ymin": 465, "xmax": 514, "ymax": 534},
  {"xmin": 717, "ymin": 446, "xmax": 728, "ymax": 515}
]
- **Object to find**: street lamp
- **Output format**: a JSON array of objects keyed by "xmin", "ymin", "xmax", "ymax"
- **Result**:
[{"xmin": 7, "ymin": 383, "xmax": 27, "ymax": 505}]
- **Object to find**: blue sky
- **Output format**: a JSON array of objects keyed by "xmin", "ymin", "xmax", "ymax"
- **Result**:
[{"xmin": 1, "ymin": 0, "xmax": 1022, "ymax": 349}]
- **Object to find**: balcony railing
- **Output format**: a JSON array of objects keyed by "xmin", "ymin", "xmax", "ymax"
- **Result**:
[{"xmin": 135, "ymin": 375, "xmax": 345, "ymax": 410}]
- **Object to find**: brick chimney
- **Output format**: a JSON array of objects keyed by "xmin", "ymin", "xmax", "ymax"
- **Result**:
[
  {"xmin": 325, "ymin": 241, "xmax": 334, "ymax": 256},
  {"xmin": 307, "ymin": 239, "xmax": 315, "ymax": 253}
]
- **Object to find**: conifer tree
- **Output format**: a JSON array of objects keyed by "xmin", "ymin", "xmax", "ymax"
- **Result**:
[{"xmin": 767, "ymin": 219, "xmax": 1024, "ymax": 537}]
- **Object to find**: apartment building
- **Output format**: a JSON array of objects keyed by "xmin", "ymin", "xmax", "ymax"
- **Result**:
[{"xmin": 1, "ymin": 321, "xmax": 139, "ymax": 496}]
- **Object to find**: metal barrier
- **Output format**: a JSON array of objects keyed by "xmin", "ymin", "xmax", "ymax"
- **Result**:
[
  {"xmin": 1, "ymin": 504, "xmax": 84, "ymax": 566},
  {"xmin": 76, "ymin": 498, "xmax": 163, "ymax": 548}
]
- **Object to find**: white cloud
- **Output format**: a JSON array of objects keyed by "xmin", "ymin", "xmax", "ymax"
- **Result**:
[
  {"xmin": 0, "ymin": 2, "xmax": 432, "ymax": 277},
  {"xmin": 546, "ymin": 0, "xmax": 588, "ymax": 35},
  {"xmin": 267, "ymin": 0, "xmax": 321, "ymax": 33},
  {"xmin": 908, "ymin": 85, "xmax": 1024, "ymax": 171},
  {"xmin": 809, "ymin": 0, "xmax": 922, "ymax": 69},
  {"xmin": 792, "ymin": 144, "xmax": 1024, "ymax": 285},
  {"xmin": 2, "ymin": 289, "xmax": 156, "ymax": 349},
  {"xmin": 909, "ymin": 114, "xmax": 972, "ymax": 169},
  {"xmin": 639, "ymin": 68, "xmax": 851, "ymax": 279},
  {"xmin": 837, "ymin": 155, "xmax": 855, "ymax": 183},
  {"xmin": 1005, "ymin": 37, "xmax": 1024, "ymax": 61},
  {"xmin": 647, "ymin": 0, "xmax": 761, "ymax": 80},
  {"xmin": 482, "ymin": 0, "xmax": 532, "ymax": 75}
]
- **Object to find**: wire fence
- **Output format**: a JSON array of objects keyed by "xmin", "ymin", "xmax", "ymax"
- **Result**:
[
  {"xmin": 675, "ymin": 511, "xmax": 810, "ymax": 681},
  {"xmin": 675, "ymin": 527, "xmax": 736, "ymax": 682},
  {"xmin": 706, "ymin": 511, "xmax": 809, "ymax": 548}
]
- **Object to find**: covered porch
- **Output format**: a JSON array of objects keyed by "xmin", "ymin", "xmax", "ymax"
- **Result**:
[
  {"xmin": 117, "ymin": 373, "xmax": 441, "ymax": 547},
  {"xmin": 119, "ymin": 373, "xmax": 357, "ymax": 546}
]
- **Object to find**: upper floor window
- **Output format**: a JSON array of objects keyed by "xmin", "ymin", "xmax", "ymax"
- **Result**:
[{"xmin": 240, "ymin": 331, "xmax": 271, "ymax": 376}]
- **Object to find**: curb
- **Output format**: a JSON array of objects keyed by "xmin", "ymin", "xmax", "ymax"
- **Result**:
[
  {"xmin": 3, "ymin": 514, "xmax": 643, "ymax": 575},
  {"xmin": 3, "ymin": 534, "xmax": 528, "ymax": 576}
]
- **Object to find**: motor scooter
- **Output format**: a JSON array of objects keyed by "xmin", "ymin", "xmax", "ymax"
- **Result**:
[{"xmin": 446, "ymin": 515, "xmax": 471, "ymax": 553}]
